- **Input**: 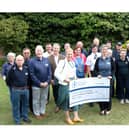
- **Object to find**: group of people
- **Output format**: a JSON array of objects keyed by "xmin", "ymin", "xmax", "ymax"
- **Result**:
[{"xmin": 1, "ymin": 37, "xmax": 129, "ymax": 125}]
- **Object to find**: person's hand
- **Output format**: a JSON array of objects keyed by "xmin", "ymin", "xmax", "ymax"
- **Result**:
[
  {"xmin": 40, "ymin": 82, "xmax": 48, "ymax": 87},
  {"xmin": 44, "ymin": 82, "xmax": 48, "ymax": 87},
  {"xmin": 2, "ymin": 76, "xmax": 6, "ymax": 81},
  {"xmin": 108, "ymin": 76, "xmax": 112, "ymax": 80},
  {"xmin": 51, "ymin": 80, "xmax": 54, "ymax": 85},
  {"xmin": 64, "ymin": 78, "xmax": 70, "ymax": 83},
  {"xmin": 97, "ymin": 75, "xmax": 102, "ymax": 79}
]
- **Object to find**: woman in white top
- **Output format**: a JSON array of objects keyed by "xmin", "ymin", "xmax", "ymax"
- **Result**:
[{"xmin": 54, "ymin": 48, "xmax": 84, "ymax": 125}]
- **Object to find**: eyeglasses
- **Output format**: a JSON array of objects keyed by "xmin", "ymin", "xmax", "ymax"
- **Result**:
[{"xmin": 24, "ymin": 52, "xmax": 30, "ymax": 54}]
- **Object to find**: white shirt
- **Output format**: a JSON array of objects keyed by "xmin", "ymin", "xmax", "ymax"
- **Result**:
[
  {"xmin": 43, "ymin": 51, "xmax": 53, "ymax": 58},
  {"xmin": 54, "ymin": 59, "xmax": 76, "ymax": 86},
  {"xmin": 54, "ymin": 55, "xmax": 59, "ymax": 66},
  {"xmin": 86, "ymin": 52, "xmax": 101, "ymax": 71}
]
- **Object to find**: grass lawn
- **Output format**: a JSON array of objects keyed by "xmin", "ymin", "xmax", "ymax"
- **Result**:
[{"xmin": 0, "ymin": 77, "xmax": 129, "ymax": 125}]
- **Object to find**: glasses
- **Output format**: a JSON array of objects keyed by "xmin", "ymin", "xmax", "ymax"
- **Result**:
[{"xmin": 24, "ymin": 52, "xmax": 30, "ymax": 54}]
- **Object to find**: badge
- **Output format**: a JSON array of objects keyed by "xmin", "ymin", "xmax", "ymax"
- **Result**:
[
  {"xmin": 25, "ymin": 72, "xmax": 28, "ymax": 75},
  {"xmin": 45, "ymin": 63, "xmax": 48, "ymax": 67}
]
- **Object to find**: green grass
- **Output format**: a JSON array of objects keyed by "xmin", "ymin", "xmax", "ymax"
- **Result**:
[{"xmin": 0, "ymin": 77, "xmax": 129, "ymax": 125}]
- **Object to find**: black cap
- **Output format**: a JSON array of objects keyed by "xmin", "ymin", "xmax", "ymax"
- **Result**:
[{"xmin": 117, "ymin": 42, "xmax": 122, "ymax": 46}]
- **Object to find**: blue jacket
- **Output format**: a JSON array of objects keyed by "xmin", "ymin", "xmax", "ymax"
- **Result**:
[
  {"xmin": 1, "ymin": 62, "xmax": 14, "ymax": 77},
  {"xmin": 29, "ymin": 57, "xmax": 52, "ymax": 87},
  {"xmin": 6, "ymin": 64, "xmax": 31, "ymax": 87},
  {"xmin": 94, "ymin": 57, "xmax": 115, "ymax": 77}
]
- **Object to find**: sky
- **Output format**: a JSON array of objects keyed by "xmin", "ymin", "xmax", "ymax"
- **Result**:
[{"xmin": 0, "ymin": 0, "xmax": 129, "ymax": 12}]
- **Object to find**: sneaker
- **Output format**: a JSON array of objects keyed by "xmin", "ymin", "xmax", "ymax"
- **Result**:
[
  {"xmin": 120, "ymin": 99, "xmax": 124, "ymax": 104},
  {"xmin": 125, "ymin": 99, "xmax": 129, "ymax": 103},
  {"xmin": 105, "ymin": 110, "xmax": 111, "ymax": 115},
  {"xmin": 23, "ymin": 119, "xmax": 32, "ymax": 124},
  {"xmin": 100, "ymin": 110, "xmax": 105, "ymax": 115}
]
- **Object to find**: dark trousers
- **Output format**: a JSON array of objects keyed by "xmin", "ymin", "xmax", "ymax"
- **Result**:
[
  {"xmin": 8, "ymin": 86, "xmax": 12, "ymax": 104},
  {"xmin": 52, "ymin": 84, "xmax": 59, "ymax": 106},
  {"xmin": 116, "ymin": 76, "xmax": 121, "ymax": 99},
  {"xmin": 117, "ymin": 77, "xmax": 129, "ymax": 100},
  {"xmin": 29, "ymin": 87, "xmax": 33, "ymax": 113},
  {"xmin": 99, "ymin": 81, "xmax": 112, "ymax": 111},
  {"xmin": 99, "ymin": 101, "xmax": 112, "ymax": 111},
  {"xmin": 111, "ymin": 76, "xmax": 115, "ymax": 97},
  {"xmin": 91, "ymin": 71, "xmax": 96, "ymax": 77},
  {"xmin": 112, "ymin": 80, "xmax": 115, "ymax": 97}
]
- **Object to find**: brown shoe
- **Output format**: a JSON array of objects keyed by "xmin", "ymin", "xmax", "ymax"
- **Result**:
[
  {"xmin": 40, "ymin": 113, "xmax": 47, "ymax": 117},
  {"xmin": 35, "ymin": 115, "xmax": 42, "ymax": 120},
  {"xmin": 55, "ymin": 107, "xmax": 60, "ymax": 113}
]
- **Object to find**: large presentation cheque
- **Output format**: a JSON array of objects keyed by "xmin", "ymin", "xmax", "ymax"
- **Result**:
[{"xmin": 69, "ymin": 77, "xmax": 110, "ymax": 107}]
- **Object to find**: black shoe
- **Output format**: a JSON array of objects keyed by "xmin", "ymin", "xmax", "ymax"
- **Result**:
[{"xmin": 23, "ymin": 119, "xmax": 32, "ymax": 124}]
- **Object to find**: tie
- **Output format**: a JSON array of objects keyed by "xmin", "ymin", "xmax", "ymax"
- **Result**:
[{"xmin": 94, "ymin": 54, "xmax": 97, "ymax": 59}]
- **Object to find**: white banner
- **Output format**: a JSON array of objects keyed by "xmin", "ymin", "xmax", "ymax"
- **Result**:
[{"xmin": 69, "ymin": 77, "xmax": 110, "ymax": 107}]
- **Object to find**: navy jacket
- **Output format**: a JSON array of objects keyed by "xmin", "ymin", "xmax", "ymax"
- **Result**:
[
  {"xmin": 94, "ymin": 57, "xmax": 115, "ymax": 77},
  {"xmin": 6, "ymin": 64, "xmax": 31, "ymax": 87},
  {"xmin": 115, "ymin": 57, "xmax": 129, "ymax": 78},
  {"xmin": 1, "ymin": 62, "xmax": 14, "ymax": 77},
  {"xmin": 29, "ymin": 57, "xmax": 52, "ymax": 87}
]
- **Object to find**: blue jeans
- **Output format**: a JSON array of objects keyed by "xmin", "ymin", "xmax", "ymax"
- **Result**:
[
  {"xmin": 12, "ymin": 88, "xmax": 29, "ymax": 124},
  {"xmin": 8, "ymin": 86, "xmax": 12, "ymax": 104}
]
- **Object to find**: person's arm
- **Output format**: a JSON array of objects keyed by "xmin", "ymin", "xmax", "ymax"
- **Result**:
[
  {"xmin": 111, "ymin": 57, "xmax": 116, "ymax": 76},
  {"xmin": 29, "ymin": 59, "xmax": 41, "ymax": 87},
  {"xmin": 87, "ymin": 65, "xmax": 92, "ymax": 77},
  {"xmin": 1, "ymin": 63, "xmax": 7, "ymax": 80},
  {"xmin": 46, "ymin": 59, "xmax": 52, "ymax": 85},
  {"xmin": 85, "ymin": 56, "xmax": 91, "ymax": 77},
  {"xmin": 94, "ymin": 58, "xmax": 100, "ymax": 77},
  {"xmin": 6, "ymin": 67, "xmax": 13, "ymax": 87}
]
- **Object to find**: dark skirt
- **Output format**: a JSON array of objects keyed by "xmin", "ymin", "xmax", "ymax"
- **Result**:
[{"xmin": 57, "ymin": 84, "xmax": 78, "ymax": 111}]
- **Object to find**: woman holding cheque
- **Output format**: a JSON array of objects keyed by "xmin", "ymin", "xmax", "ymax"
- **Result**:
[
  {"xmin": 54, "ymin": 48, "xmax": 84, "ymax": 125},
  {"xmin": 94, "ymin": 45, "xmax": 115, "ymax": 115}
]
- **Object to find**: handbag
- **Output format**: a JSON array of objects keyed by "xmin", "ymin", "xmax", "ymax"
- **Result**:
[{"xmin": 54, "ymin": 60, "xmax": 66, "ymax": 85}]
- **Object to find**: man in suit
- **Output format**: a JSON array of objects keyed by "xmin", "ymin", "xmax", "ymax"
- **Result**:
[{"xmin": 48, "ymin": 43, "xmax": 65, "ymax": 113}]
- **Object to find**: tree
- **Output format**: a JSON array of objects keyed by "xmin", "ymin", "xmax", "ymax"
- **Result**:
[{"xmin": 0, "ymin": 16, "xmax": 29, "ymax": 53}]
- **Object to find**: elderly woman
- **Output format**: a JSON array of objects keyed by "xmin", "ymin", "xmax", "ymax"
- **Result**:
[
  {"xmin": 2, "ymin": 52, "xmax": 16, "ymax": 102},
  {"xmin": 54, "ymin": 48, "xmax": 83, "ymax": 125},
  {"xmin": 94, "ymin": 45, "xmax": 115, "ymax": 115}
]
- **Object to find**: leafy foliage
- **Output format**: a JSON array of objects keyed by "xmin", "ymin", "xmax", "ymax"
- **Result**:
[
  {"xmin": 0, "ymin": 13, "xmax": 129, "ymax": 53},
  {"xmin": 0, "ymin": 16, "xmax": 29, "ymax": 53}
]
